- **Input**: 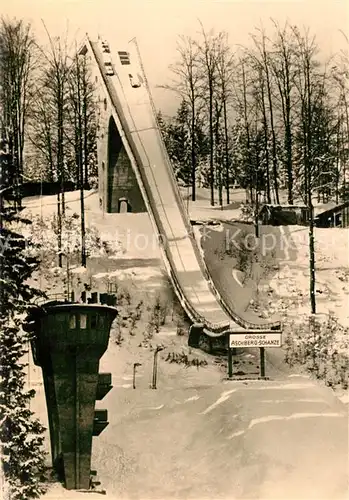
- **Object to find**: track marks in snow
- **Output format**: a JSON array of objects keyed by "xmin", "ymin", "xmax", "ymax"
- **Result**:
[
  {"xmin": 200, "ymin": 383, "xmax": 316, "ymax": 416},
  {"xmin": 200, "ymin": 389, "xmax": 237, "ymax": 415},
  {"xmin": 248, "ymin": 412, "xmax": 343, "ymax": 428},
  {"xmin": 246, "ymin": 383, "xmax": 314, "ymax": 391},
  {"xmin": 184, "ymin": 395, "xmax": 200, "ymax": 403},
  {"xmin": 145, "ymin": 404, "xmax": 164, "ymax": 411},
  {"xmin": 228, "ymin": 412, "xmax": 343, "ymax": 439},
  {"xmin": 259, "ymin": 399, "xmax": 325, "ymax": 404},
  {"xmin": 173, "ymin": 395, "xmax": 201, "ymax": 406},
  {"xmin": 229, "ymin": 430, "xmax": 245, "ymax": 439}
]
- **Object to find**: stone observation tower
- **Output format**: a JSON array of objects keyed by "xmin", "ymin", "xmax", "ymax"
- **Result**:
[{"xmin": 25, "ymin": 297, "xmax": 118, "ymax": 490}]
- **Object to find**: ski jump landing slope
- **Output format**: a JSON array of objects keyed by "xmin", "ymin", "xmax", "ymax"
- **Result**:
[{"xmin": 86, "ymin": 37, "xmax": 281, "ymax": 339}]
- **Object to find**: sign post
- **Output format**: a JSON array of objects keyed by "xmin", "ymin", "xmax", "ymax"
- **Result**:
[
  {"xmin": 259, "ymin": 347, "xmax": 265, "ymax": 378},
  {"xmin": 228, "ymin": 331, "xmax": 282, "ymax": 379},
  {"xmin": 228, "ymin": 344, "xmax": 233, "ymax": 378}
]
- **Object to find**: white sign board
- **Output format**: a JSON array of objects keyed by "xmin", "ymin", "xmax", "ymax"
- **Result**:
[{"xmin": 229, "ymin": 332, "xmax": 282, "ymax": 348}]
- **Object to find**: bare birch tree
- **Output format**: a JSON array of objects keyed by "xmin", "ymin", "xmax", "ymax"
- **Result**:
[
  {"xmin": 270, "ymin": 20, "xmax": 298, "ymax": 204},
  {"xmin": 32, "ymin": 26, "xmax": 71, "ymax": 267},
  {"xmin": 0, "ymin": 18, "xmax": 35, "ymax": 206},
  {"xmin": 216, "ymin": 33, "xmax": 235, "ymax": 204},
  {"xmin": 161, "ymin": 35, "xmax": 202, "ymax": 201},
  {"xmin": 196, "ymin": 23, "xmax": 222, "ymax": 206},
  {"xmin": 250, "ymin": 26, "xmax": 280, "ymax": 203},
  {"xmin": 293, "ymin": 26, "xmax": 328, "ymax": 314},
  {"xmin": 66, "ymin": 49, "xmax": 97, "ymax": 266}
]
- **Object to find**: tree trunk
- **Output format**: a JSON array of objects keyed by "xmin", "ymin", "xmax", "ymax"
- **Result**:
[
  {"xmin": 191, "ymin": 105, "xmax": 196, "ymax": 201},
  {"xmin": 308, "ymin": 196, "xmax": 316, "ymax": 314},
  {"xmin": 242, "ymin": 62, "xmax": 252, "ymax": 196},
  {"xmin": 80, "ymin": 169, "xmax": 86, "ymax": 266},
  {"xmin": 209, "ymin": 88, "xmax": 215, "ymax": 206},
  {"xmin": 260, "ymin": 80, "xmax": 271, "ymax": 203},
  {"xmin": 285, "ymin": 98, "xmax": 293, "ymax": 204},
  {"xmin": 57, "ymin": 85, "xmax": 65, "ymax": 216},
  {"xmin": 266, "ymin": 73, "xmax": 279, "ymax": 204},
  {"xmin": 214, "ymin": 101, "xmax": 223, "ymax": 207},
  {"xmin": 342, "ymin": 93, "xmax": 349, "ymax": 198},
  {"xmin": 223, "ymin": 99, "xmax": 230, "ymax": 204},
  {"xmin": 279, "ymin": 33, "xmax": 294, "ymax": 204},
  {"xmin": 306, "ymin": 55, "xmax": 316, "ymax": 314},
  {"xmin": 76, "ymin": 57, "xmax": 87, "ymax": 266},
  {"xmin": 83, "ymin": 70, "xmax": 89, "ymax": 187},
  {"xmin": 255, "ymin": 136, "xmax": 261, "ymax": 237},
  {"xmin": 57, "ymin": 192, "xmax": 63, "ymax": 267}
]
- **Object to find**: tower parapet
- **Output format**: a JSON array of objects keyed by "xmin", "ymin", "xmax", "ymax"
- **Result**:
[{"xmin": 25, "ymin": 299, "xmax": 118, "ymax": 490}]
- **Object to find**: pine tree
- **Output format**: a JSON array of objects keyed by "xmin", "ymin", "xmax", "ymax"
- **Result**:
[
  {"xmin": 158, "ymin": 102, "xmax": 209, "ymax": 188},
  {"xmin": 0, "ymin": 191, "xmax": 47, "ymax": 499},
  {"xmin": 157, "ymin": 102, "xmax": 191, "ymax": 184}
]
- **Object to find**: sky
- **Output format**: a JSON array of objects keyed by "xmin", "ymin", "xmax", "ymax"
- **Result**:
[{"xmin": 3, "ymin": 0, "xmax": 348, "ymax": 115}]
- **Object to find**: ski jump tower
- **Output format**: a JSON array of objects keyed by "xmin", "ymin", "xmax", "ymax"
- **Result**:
[{"xmin": 25, "ymin": 298, "xmax": 118, "ymax": 490}]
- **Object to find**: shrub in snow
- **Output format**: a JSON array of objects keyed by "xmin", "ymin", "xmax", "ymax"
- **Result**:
[
  {"xmin": 88, "ymin": 176, "xmax": 98, "ymax": 190},
  {"xmin": 116, "ymin": 287, "xmax": 131, "ymax": 306},
  {"xmin": 128, "ymin": 300, "xmax": 144, "ymax": 336},
  {"xmin": 0, "ymin": 205, "xmax": 47, "ymax": 499},
  {"xmin": 144, "ymin": 320, "xmax": 156, "ymax": 342},
  {"xmin": 133, "ymin": 300, "xmax": 144, "ymax": 321},
  {"xmin": 176, "ymin": 321, "xmax": 187, "ymax": 336},
  {"xmin": 113, "ymin": 323, "xmax": 124, "ymax": 346},
  {"xmin": 110, "ymin": 288, "xmax": 146, "ymax": 344},
  {"xmin": 239, "ymin": 202, "xmax": 254, "ymax": 222},
  {"xmin": 19, "ymin": 211, "xmax": 124, "ymax": 268},
  {"xmin": 165, "ymin": 351, "xmax": 208, "ymax": 368},
  {"xmin": 144, "ymin": 295, "xmax": 169, "ymax": 340},
  {"xmin": 153, "ymin": 294, "xmax": 169, "ymax": 327},
  {"xmin": 222, "ymin": 227, "xmax": 276, "ymax": 296},
  {"xmin": 284, "ymin": 313, "xmax": 349, "ymax": 390}
]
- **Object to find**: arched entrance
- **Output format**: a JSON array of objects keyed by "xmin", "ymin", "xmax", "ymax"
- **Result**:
[{"xmin": 118, "ymin": 197, "xmax": 129, "ymax": 213}]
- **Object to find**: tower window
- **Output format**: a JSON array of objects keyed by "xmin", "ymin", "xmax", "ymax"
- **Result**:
[
  {"xmin": 69, "ymin": 315, "xmax": 76, "ymax": 329},
  {"xmin": 80, "ymin": 314, "xmax": 87, "ymax": 329},
  {"xmin": 91, "ymin": 314, "xmax": 98, "ymax": 328}
]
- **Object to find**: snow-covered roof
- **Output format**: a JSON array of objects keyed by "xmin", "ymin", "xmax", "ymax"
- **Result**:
[
  {"xmin": 261, "ymin": 204, "xmax": 307, "ymax": 209},
  {"xmin": 314, "ymin": 200, "xmax": 349, "ymax": 217}
]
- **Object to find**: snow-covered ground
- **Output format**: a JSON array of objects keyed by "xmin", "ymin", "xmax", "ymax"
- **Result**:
[
  {"xmin": 18, "ymin": 189, "xmax": 348, "ymax": 498},
  {"xmin": 22, "ymin": 188, "xmax": 348, "ymax": 377},
  {"xmin": 268, "ymin": 225, "xmax": 349, "ymax": 327},
  {"xmin": 199, "ymin": 221, "xmax": 348, "ymax": 327}
]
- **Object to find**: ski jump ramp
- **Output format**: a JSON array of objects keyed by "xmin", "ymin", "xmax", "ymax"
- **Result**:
[{"xmin": 83, "ymin": 36, "xmax": 281, "ymax": 345}]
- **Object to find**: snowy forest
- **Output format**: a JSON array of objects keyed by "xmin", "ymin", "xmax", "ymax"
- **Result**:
[
  {"xmin": 1, "ymin": 19, "xmax": 348, "ymax": 210},
  {"xmin": 0, "ymin": 17, "xmax": 100, "ymax": 500},
  {"xmin": 0, "ymin": 19, "xmax": 98, "ymax": 194},
  {"xmin": 158, "ymin": 22, "xmax": 349, "ymax": 209}
]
